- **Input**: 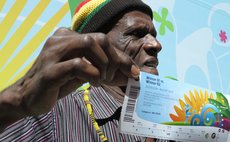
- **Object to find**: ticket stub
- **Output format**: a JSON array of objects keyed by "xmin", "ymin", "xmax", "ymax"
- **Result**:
[{"xmin": 119, "ymin": 72, "xmax": 230, "ymax": 142}]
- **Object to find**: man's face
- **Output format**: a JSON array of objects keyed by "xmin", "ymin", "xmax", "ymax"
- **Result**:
[{"xmin": 107, "ymin": 10, "xmax": 162, "ymax": 75}]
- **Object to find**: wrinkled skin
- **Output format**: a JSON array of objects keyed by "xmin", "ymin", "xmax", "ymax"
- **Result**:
[
  {"xmin": 0, "ymin": 11, "xmax": 161, "ymax": 139},
  {"xmin": 107, "ymin": 11, "xmax": 161, "ymax": 75}
]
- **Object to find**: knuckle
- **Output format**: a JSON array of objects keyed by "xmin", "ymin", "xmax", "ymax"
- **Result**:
[
  {"xmin": 54, "ymin": 27, "xmax": 70, "ymax": 35},
  {"xmin": 43, "ymin": 36, "xmax": 65, "ymax": 55},
  {"xmin": 40, "ymin": 43, "xmax": 56, "ymax": 61},
  {"xmin": 97, "ymin": 33, "xmax": 106, "ymax": 41},
  {"xmin": 82, "ymin": 35, "xmax": 95, "ymax": 48},
  {"xmin": 72, "ymin": 58, "xmax": 101, "ymax": 83},
  {"xmin": 103, "ymin": 58, "xmax": 109, "ymax": 67},
  {"xmin": 43, "ymin": 51, "xmax": 54, "ymax": 62},
  {"xmin": 44, "ymin": 36, "xmax": 59, "ymax": 50},
  {"xmin": 71, "ymin": 58, "xmax": 89, "ymax": 76},
  {"xmin": 40, "ymin": 67, "xmax": 54, "ymax": 82},
  {"xmin": 96, "ymin": 33, "xmax": 108, "ymax": 46},
  {"xmin": 72, "ymin": 58, "xmax": 86, "ymax": 69},
  {"xmin": 45, "ymin": 36, "xmax": 55, "ymax": 46}
]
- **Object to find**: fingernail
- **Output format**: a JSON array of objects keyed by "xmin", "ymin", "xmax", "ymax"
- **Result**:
[{"xmin": 131, "ymin": 65, "xmax": 140, "ymax": 78}]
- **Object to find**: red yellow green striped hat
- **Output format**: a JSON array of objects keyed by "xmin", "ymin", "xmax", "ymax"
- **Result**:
[{"xmin": 68, "ymin": 0, "xmax": 153, "ymax": 33}]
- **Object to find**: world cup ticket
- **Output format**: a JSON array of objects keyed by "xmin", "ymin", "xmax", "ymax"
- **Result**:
[{"xmin": 119, "ymin": 72, "xmax": 230, "ymax": 142}]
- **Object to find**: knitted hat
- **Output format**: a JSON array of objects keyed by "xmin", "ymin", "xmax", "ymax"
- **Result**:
[{"xmin": 68, "ymin": 0, "xmax": 153, "ymax": 33}]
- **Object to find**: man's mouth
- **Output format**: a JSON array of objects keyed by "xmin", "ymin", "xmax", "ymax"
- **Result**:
[
  {"xmin": 141, "ymin": 58, "xmax": 159, "ymax": 75},
  {"xmin": 144, "ymin": 61, "xmax": 155, "ymax": 68},
  {"xmin": 143, "ymin": 59, "xmax": 158, "ymax": 68}
]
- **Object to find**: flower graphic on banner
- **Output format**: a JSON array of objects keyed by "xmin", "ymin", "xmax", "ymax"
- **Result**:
[
  {"xmin": 163, "ymin": 89, "xmax": 230, "ymax": 131},
  {"xmin": 153, "ymin": 8, "xmax": 174, "ymax": 36},
  {"xmin": 219, "ymin": 30, "xmax": 227, "ymax": 43}
]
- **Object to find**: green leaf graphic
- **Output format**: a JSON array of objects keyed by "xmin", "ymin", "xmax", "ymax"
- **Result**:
[
  {"xmin": 153, "ymin": 11, "xmax": 161, "ymax": 22},
  {"xmin": 166, "ymin": 21, "xmax": 174, "ymax": 32},
  {"xmin": 165, "ymin": 76, "xmax": 178, "ymax": 81},
  {"xmin": 161, "ymin": 8, "xmax": 168, "ymax": 19},
  {"xmin": 216, "ymin": 92, "xmax": 229, "ymax": 109},
  {"xmin": 159, "ymin": 24, "xmax": 165, "ymax": 35},
  {"xmin": 152, "ymin": 7, "xmax": 174, "ymax": 36}
]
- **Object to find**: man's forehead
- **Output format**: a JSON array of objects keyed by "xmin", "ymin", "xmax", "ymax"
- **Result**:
[{"xmin": 121, "ymin": 11, "xmax": 152, "ymax": 27}]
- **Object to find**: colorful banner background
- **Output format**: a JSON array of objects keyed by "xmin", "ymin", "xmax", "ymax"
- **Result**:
[{"xmin": 0, "ymin": 0, "xmax": 230, "ymax": 95}]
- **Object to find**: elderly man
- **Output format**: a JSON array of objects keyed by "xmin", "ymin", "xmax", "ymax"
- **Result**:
[{"xmin": 0, "ymin": 0, "xmax": 163, "ymax": 141}]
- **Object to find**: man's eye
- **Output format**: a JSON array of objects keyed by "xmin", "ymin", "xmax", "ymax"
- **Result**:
[{"xmin": 130, "ymin": 30, "xmax": 146, "ymax": 38}]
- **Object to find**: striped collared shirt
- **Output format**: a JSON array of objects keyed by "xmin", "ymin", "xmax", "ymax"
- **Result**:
[{"xmin": 0, "ymin": 86, "xmax": 146, "ymax": 142}]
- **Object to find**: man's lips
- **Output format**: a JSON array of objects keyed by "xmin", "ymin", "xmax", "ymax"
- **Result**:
[
  {"xmin": 140, "ymin": 57, "xmax": 159, "ymax": 75},
  {"xmin": 143, "ymin": 57, "xmax": 158, "ymax": 68}
]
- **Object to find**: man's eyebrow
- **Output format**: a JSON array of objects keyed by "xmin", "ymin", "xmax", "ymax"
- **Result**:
[
  {"xmin": 124, "ymin": 23, "xmax": 148, "ymax": 33},
  {"xmin": 134, "ymin": 21, "xmax": 157, "ymax": 37}
]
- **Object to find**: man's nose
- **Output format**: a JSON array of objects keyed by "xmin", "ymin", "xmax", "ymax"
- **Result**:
[{"xmin": 142, "ymin": 34, "xmax": 162, "ymax": 56}]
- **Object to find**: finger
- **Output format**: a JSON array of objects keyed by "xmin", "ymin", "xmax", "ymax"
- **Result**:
[
  {"xmin": 81, "ymin": 35, "xmax": 109, "ymax": 80},
  {"xmin": 102, "ymin": 71, "xmax": 128, "ymax": 86},
  {"xmin": 89, "ymin": 33, "xmax": 120, "ymax": 81},
  {"xmin": 90, "ymin": 33, "xmax": 140, "ymax": 81},
  {"xmin": 41, "ymin": 58, "xmax": 101, "ymax": 87},
  {"xmin": 59, "ymin": 35, "xmax": 109, "ymax": 80},
  {"xmin": 53, "ymin": 27, "xmax": 73, "ymax": 36},
  {"xmin": 90, "ymin": 33, "xmax": 139, "ymax": 82},
  {"xmin": 115, "ymin": 48, "xmax": 140, "ymax": 79},
  {"xmin": 58, "ymin": 78, "xmax": 84, "ymax": 99}
]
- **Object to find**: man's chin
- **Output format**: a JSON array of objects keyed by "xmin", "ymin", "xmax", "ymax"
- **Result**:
[{"xmin": 140, "ymin": 66, "xmax": 159, "ymax": 75}]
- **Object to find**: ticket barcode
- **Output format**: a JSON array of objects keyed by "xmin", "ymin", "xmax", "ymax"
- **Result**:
[{"xmin": 123, "ymin": 85, "xmax": 140, "ymax": 123}]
